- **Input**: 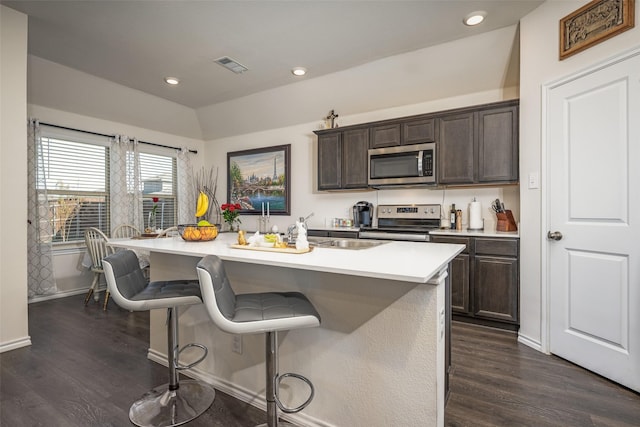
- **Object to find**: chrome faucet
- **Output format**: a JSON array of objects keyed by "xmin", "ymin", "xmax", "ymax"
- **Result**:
[
  {"xmin": 287, "ymin": 212, "xmax": 314, "ymax": 244},
  {"xmin": 287, "ymin": 224, "xmax": 298, "ymax": 244}
]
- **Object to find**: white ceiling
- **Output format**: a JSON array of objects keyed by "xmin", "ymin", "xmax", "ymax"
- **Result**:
[{"xmin": 3, "ymin": 0, "xmax": 543, "ymax": 110}]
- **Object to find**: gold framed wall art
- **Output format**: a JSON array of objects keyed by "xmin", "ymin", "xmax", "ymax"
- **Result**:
[{"xmin": 560, "ymin": 0, "xmax": 635, "ymax": 60}]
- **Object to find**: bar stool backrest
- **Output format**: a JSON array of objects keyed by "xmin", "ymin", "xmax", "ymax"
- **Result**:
[
  {"xmin": 103, "ymin": 250, "xmax": 150, "ymax": 308},
  {"xmin": 196, "ymin": 256, "xmax": 238, "ymax": 325}
]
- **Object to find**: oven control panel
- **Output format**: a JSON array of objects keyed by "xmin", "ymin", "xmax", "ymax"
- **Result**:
[{"xmin": 377, "ymin": 204, "xmax": 441, "ymax": 220}]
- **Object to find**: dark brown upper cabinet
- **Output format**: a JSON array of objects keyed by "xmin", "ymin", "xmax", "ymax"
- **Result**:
[
  {"xmin": 370, "ymin": 123, "xmax": 401, "ymax": 148},
  {"xmin": 370, "ymin": 118, "xmax": 437, "ymax": 148},
  {"xmin": 317, "ymin": 132, "xmax": 342, "ymax": 190},
  {"xmin": 438, "ymin": 112, "xmax": 475, "ymax": 184},
  {"xmin": 438, "ymin": 100, "xmax": 519, "ymax": 185},
  {"xmin": 477, "ymin": 104, "xmax": 519, "ymax": 183},
  {"xmin": 403, "ymin": 118, "xmax": 436, "ymax": 145},
  {"xmin": 315, "ymin": 99, "xmax": 519, "ymax": 191},
  {"xmin": 316, "ymin": 127, "xmax": 369, "ymax": 191}
]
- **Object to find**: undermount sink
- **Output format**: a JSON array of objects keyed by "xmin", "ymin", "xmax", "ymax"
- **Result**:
[{"xmin": 307, "ymin": 236, "xmax": 388, "ymax": 250}]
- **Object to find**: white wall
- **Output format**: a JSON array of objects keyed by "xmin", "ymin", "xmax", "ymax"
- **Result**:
[
  {"xmin": 0, "ymin": 6, "xmax": 30, "ymax": 352},
  {"xmin": 519, "ymin": 1, "xmax": 640, "ymax": 349}
]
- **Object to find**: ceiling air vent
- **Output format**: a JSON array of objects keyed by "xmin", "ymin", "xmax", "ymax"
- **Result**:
[{"xmin": 214, "ymin": 56, "xmax": 248, "ymax": 74}]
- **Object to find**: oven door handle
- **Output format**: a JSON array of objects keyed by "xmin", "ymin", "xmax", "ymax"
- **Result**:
[
  {"xmin": 359, "ymin": 231, "xmax": 429, "ymax": 242},
  {"xmin": 417, "ymin": 150, "xmax": 424, "ymax": 177}
]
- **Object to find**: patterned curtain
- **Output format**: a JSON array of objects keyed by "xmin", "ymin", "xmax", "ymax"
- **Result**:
[
  {"xmin": 27, "ymin": 119, "xmax": 57, "ymax": 297},
  {"xmin": 110, "ymin": 135, "xmax": 142, "ymax": 233},
  {"xmin": 176, "ymin": 148, "xmax": 195, "ymax": 224}
]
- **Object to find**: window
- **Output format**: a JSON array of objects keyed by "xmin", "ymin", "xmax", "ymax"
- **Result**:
[
  {"xmin": 140, "ymin": 152, "xmax": 177, "ymax": 231},
  {"xmin": 38, "ymin": 135, "xmax": 110, "ymax": 243},
  {"xmin": 38, "ymin": 127, "xmax": 177, "ymax": 244}
]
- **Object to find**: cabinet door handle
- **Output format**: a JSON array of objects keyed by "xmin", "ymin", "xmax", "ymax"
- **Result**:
[{"xmin": 547, "ymin": 231, "xmax": 563, "ymax": 241}]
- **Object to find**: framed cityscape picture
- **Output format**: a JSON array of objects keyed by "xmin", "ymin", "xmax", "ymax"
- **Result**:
[{"xmin": 226, "ymin": 144, "xmax": 291, "ymax": 215}]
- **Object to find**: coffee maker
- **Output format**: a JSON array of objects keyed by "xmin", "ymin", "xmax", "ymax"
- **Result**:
[{"xmin": 353, "ymin": 201, "xmax": 374, "ymax": 228}]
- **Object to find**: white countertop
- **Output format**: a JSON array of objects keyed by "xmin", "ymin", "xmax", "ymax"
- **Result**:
[
  {"xmin": 110, "ymin": 233, "xmax": 464, "ymax": 284},
  {"xmin": 429, "ymin": 228, "xmax": 519, "ymax": 238}
]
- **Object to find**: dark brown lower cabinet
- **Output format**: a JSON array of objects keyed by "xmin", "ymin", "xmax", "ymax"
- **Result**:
[
  {"xmin": 450, "ymin": 253, "xmax": 471, "ymax": 314},
  {"xmin": 474, "ymin": 255, "xmax": 518, "ymax": 323},
  {"xmin": 431, "ymin": 235, "xmax": 519, "ymax": 330}
]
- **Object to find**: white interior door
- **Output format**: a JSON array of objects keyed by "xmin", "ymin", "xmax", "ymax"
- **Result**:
[{"xmin": 546, "ymin": 49, "xmax": 640, "ymax": 392}]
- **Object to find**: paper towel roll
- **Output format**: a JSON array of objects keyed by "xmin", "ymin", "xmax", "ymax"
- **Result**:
[{"xmin": 469, "ymin": 201, "xmax": 483, "ymax": 230}]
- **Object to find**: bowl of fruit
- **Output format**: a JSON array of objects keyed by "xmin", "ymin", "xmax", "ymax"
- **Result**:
[{"xmin": 178, "ymin": 222, "xmax": 218, "ymax": 242}]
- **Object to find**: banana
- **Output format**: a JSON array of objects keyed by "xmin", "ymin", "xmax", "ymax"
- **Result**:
[
  {"xmin": 196, "ymin": 192, "xmax": 204, "ymax": 216},
  {"xmin": 195, "ymin": 191, "xmax": 209, "ymax": 217}
]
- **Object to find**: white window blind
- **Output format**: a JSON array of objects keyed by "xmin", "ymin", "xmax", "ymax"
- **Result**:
[
  {"xmin": 38, "ymin": 136, "xmax": 110, "ymax": 242},
  {"xmin": 38, "ymin": 127, "xmax": 179, "ymax": 243},
  {"xmin": 140, "ymin": 152, "xmax": 177, "ymax": 230}
]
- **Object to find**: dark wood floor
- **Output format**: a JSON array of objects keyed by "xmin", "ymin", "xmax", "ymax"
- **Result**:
[
  {"xmin": 1, "ymin": 296, "xmax": 639, "ymax": 426},
  {"xmin": 0, "ymin": 295, "xmax": 264, "ymax": 427},
  {"xmin": 446, "ymin": 322, "xmax": 640, "ymax": 427}
]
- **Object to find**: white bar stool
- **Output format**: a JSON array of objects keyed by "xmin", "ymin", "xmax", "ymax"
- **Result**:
[
  {"xmin": 196, "ymin": 255, "xmax": 321, "ymax": 427},
  {"xmin": 103, "ymin": 250, "xmax": 215, "ymax": 427}
]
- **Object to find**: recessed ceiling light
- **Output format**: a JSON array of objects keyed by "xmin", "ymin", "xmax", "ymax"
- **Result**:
[
  {"xmin": 464, "ymin": 11, "xmax": 486, "ymax": 26},
  {"xmin": 292, "ymin": 67, "xmax": 307, "ymax": 76},
  {"xmin": 164, "ymin": 77, "xmax": 180, "ymax": 85}
]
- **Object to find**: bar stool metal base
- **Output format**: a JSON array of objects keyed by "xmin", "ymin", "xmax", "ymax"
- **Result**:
[{"xmin": 129, "ymin": 380, "xmax": 215, "ymax": 427}]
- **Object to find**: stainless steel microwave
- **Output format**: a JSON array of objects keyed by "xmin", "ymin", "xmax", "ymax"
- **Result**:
[{"xmin": 368, "ymin": 143, "xmax": 436, "ymax": 186}]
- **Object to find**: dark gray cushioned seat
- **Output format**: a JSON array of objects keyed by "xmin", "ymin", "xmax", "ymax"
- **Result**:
[
  {"xmin": 104, "ymin": 250, "xmax": 202, "ymax": 311},
  {"xmin": 233, "ymin": 292, "xmax": 320, "ymax": 323},
  {"xmin": 197, "ymin": 255, "xmax": 320, "ymax": 334}
]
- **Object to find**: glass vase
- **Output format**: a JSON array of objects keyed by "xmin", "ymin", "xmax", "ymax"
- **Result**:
[{"xmin": 148, "ymin": 211, "xmax": 157, "ymax": 231}]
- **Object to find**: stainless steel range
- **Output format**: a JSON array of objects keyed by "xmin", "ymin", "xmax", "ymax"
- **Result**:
[{"xmin": 358, "ymin": 204, "xmax": 442, "ymax": 242}]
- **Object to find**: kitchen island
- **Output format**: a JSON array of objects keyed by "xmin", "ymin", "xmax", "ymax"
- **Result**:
[{"xmin": 110, "ymin": 233, "xmax": 463, "ymax": 427}]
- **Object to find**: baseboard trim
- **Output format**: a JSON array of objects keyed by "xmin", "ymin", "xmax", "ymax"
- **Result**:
[
  {"xmin": 0, "ymin": 336, "xmax": 32, "ymax": 353},
  {"xmin": 147, "ymin": 348, "xmax": 334, "ymax": 427},
  {"xmin": 517, "ymin": 333, "xmax": 544, "ymax": 353},
  {"xmin": 28, "ymin": 287, "xmax": 107, "ymax": 304}
]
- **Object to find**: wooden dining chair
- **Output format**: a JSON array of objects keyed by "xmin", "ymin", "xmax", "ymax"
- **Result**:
[
  {"xmin": 84, "ymin": 227, "xmax": 115, "ymax": 310},
  {"xmin": 156, "ymin": 226, "xmax": 178, "ymax": 238},
  {"xmin": 112, "ymin": 224, "xmax": 142, "ymax": 239}
]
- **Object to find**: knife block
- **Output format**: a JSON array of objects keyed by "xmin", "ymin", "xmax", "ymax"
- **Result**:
[{"xmin": 496, "ymin": 210, "xmax": 518, "ymax": 232}]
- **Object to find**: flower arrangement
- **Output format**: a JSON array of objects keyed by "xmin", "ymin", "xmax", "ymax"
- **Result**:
[
  {"xmin": 221, "ymin": 203, "xmax": 242, "ymax": 229},
  {"xmin": 151, "ymin": 197, "xmax": 159, "ymax": 215},
  {"xmin": 148, "ymin": 197, "xmax": 159, "ymax": 230}
]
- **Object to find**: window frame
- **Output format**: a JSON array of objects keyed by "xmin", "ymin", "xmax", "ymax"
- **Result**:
[{"xmin": 38, "ymin": 126, "xmax": 179, "ymax": 249}]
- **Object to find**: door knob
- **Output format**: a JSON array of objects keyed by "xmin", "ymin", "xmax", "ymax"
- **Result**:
[{"xmin": 547, "ymin": 231, "xmax": 563, "ymax": 241}]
